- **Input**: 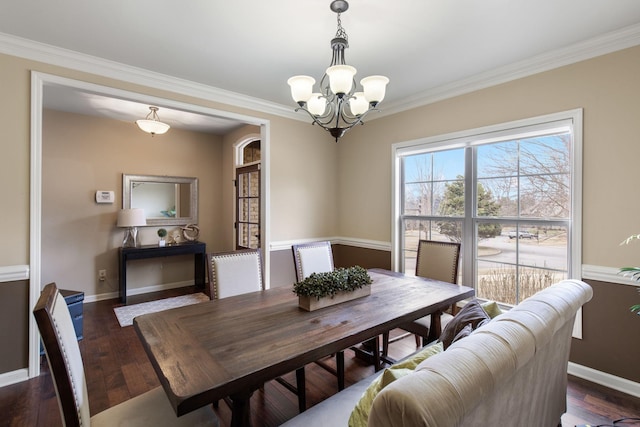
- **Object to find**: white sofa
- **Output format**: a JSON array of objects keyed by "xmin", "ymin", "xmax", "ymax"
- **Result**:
[{"xmin": 282, "ymin": 279, "xmax": 593, "ymax": 427}]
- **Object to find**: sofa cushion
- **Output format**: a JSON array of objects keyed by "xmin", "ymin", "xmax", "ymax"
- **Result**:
[
  {"xmin": 347, "ymin": 342, "xmax": 443, "ymax": 427},
  {"xmin": 439, "ymin": 299, "xmax": 490, "ymax": 349}
]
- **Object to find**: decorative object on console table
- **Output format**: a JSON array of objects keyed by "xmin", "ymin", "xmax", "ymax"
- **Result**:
[
  {"xmin": 157, "ymin": 228, "xmax": 167, "ymax": 247},
  {"xmin": 181, "ymin": 223, "xmax": 200, "ymax": 242},
  {"xmin": 117, "ymin": 208, "xmax": 146, "ymax": 248},
  {"xmin": 294, "ymin": 266, "xmax": 372, "ymax": 311}
]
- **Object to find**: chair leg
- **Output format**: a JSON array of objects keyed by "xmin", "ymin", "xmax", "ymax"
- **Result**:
[
  {"xmin": 296, "ymin": 367, "xmax": 306, "ymax": 413},
  {"xmin": 414, "ymin": 334, "xmax": 421, "ymax": 348},
  {"xmin": 336, "ymin": 351, "xmax": 345, "ymax": 391}
]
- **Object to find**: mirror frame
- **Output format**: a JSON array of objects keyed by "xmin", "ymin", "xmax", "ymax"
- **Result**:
[{"xmin": 122, "ymin": 174, "xmax": 198, "ymax": 226}]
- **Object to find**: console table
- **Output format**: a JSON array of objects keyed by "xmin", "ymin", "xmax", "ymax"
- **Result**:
[{"xmin": 118, "ymin": 241, "xmax": 206, "ymax": 304}]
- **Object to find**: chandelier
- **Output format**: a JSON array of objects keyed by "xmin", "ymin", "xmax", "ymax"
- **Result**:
[
  {"xmin": 136, "ymin": 106, "xmax": 170, "ymax": 136},
  {"xmin": 287, "ymin": 0, "xmax": 389, "ymax": 142}
]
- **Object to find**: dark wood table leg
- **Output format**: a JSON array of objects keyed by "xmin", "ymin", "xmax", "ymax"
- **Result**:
[
  {"xmin": 336, "ymin": 351, "xmax": 345, "ymax": 390},
  {"xmin": 296, "ymin": 367, "xmax": 306, "ymax": 413},
  {"xmin": 426, "ymin": 311, "xmax": 443, "ymax": 344},
  {"xmin": 118, "ymin": 251, "xmax": 127, "ymax": 304},
  {"xmin": 229, "ymin": 390, "xmax": 254, "ymax": 427},
  {"xmin": 194, "ymin": 251, "xmax": 205, "ymax": 288}
]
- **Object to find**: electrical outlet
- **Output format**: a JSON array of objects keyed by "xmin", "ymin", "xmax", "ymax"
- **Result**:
[{"xmin": 98, "ymin": 269, "xmax": 107, "ymax": 281}]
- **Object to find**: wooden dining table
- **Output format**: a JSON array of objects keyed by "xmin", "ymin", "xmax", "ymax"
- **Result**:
[{"xmin": 133, "ymin": 268, "xmax": 474, "ymax": 426}]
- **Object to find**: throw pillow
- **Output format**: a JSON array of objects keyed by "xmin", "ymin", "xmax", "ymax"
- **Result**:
[
  {"xmin": 481, "ymin": 300, "xmax": 503, "ymax": 319},
  {"xmin": 438, "ymin": 299, "xmax": 490, "ymax": 349},
  {"xmin": 348, "ymin": 342, "xmax": 444, "ymax": 427}
]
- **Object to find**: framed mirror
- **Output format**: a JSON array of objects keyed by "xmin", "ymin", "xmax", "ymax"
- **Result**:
[{"xmin": 123, "ymin": 174, "xmax": 198, "ymax": 226}]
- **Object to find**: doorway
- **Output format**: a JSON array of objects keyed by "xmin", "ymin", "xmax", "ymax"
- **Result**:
[{"xmin": 235, "ymin": 140, "xmax": 261, "ymax": 249}]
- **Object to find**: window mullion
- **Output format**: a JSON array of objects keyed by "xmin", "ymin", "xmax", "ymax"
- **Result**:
[{"xmin": 463, "ymin": 146, "xmax": 475, "ymax": 287}]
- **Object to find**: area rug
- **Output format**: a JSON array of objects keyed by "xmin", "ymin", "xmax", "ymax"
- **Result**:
[{"xmin": 114, "ymin": 293, "xmax": 209, "ymax": 327}]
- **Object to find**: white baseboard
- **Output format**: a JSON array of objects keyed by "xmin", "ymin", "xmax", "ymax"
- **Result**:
[
  {"xmin": 83, "ymin": 280, "xmax": 196, "ymax": 303},
  {"xmin": 0, "ymin": 368, "xmax": 28, "ymax": 388},
  {"xmin": 568, "ymin": 362, "xmax": 640, "ymax": 398}
]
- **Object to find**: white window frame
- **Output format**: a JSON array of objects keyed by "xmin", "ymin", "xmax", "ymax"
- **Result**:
[{"xmin": 391, "ymin": 109, "xmax": 583, "ymax": 288}]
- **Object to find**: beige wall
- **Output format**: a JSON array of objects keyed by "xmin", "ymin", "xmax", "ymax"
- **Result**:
[
  {"xmin": 42, "ymin": 109, "xmax": 226, "ymax": 296},
  {"xmin": 338, "ymin": 45, "xmax": 640, "ymax": 269}
]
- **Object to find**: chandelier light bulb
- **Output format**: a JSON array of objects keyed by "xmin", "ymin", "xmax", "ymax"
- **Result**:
[
  {"xmin": 287, "ymin": 76, "xmax": 316, "ymax": 105},
  {"xmin": 361, "ymin": 75, "xmax": 390, "ymax": 105},
  {"xmin": 349, "ymin": 92, "xmax": 369, "ymax": 116},
  {"xmin": 326, "ymin": 65, "xmax": 357, "ymax": 96},
  {"xmin": 307, "ymin": 93, "xmax": 328, "ymax": 116}
]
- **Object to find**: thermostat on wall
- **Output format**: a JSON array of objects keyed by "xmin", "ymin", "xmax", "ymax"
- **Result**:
[{"xmin": 95, "ymin": 190, "xmax": 115, "ymax": 204}]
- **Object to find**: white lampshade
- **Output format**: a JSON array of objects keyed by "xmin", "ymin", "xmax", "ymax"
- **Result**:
[
  {"xmin": 326, "ymin": 65, "xmax": 356, "ymax": 95},
  {"xmin": 361, "ymin": 75, "xmax": 389, "ymax": 104},
  {"xmin": 307, "ymin": 93, "xmax": 327, "ymax": 116},
  {"xmin": 287, "ymin": 75, "xmax": 316, "ymax": 103},
  {"xmin": 349, "ymin": 92, "xmax": 369, "ymax": 116},
  {"xmin": 136, "ymin": 119, "xmax": 170, "ymax": 135},
  {"xmin": 117, "ymin": 208, "xmax": 146, "ymax": 227}
]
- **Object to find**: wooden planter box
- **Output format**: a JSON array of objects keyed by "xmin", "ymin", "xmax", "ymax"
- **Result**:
[{"xmin": 298, "ymin": 286, "xmax": 371, "ymax": 311}]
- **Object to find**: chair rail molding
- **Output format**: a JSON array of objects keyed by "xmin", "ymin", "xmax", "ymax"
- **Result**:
[
  {"xmin": 582, "ymin": 264, "xmax": 640, "ymax": 287},
  {"xmin": 0, "ymin": 265, "xmax": 29, "ymax": 283},
  {"xmin": 270, "ymin": 237, "xmax": 391, "ymax": 252}
]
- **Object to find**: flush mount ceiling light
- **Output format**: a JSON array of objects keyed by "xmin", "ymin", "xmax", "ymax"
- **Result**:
[
  {"xmin": 136, "ymin": 106, "xmax": 170, "ymax": 136},
  {"xmin": 287, "ymin": 0, "xmax": 389, "ymax": 142}
]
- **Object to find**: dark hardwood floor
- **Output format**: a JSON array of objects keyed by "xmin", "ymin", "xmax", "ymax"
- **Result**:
[{"xmin": 1, "ymin": 286, "xmax": 639, "ymax": 426}]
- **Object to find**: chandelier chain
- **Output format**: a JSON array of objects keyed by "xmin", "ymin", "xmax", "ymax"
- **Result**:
[{"xmin": 335, "ymin": 12, "xmax": 348, "ymax": 42}]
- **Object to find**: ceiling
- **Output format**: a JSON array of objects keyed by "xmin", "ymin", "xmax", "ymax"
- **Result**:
[{"xmin": 2, "ymin": 0, "xmax": 640, "ymax": 134}]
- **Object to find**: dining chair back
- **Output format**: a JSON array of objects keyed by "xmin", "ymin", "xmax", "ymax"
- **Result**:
[
  {"xmin": 207, "ymin": 249, "xmax": 263, "ymax": 299},
  {"xmin": 34, "ymin": 282, "xmax": 217, "ymax": 427},
  {"xmin": 415, "ymin": 239, "xmax": 461, "ymax": 284},
  {"xmin": 292, "ymin": 241, "xmax": 334, "ymax": 281}
]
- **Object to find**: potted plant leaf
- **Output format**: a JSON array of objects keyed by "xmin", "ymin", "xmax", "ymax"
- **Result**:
[
  {"xmin": 619, "ymin": 234, "xmax": 640, "ymax": 315},
  {"xmin": 293, "ymin": 266, "xmax": 373, "ymax": 311}
]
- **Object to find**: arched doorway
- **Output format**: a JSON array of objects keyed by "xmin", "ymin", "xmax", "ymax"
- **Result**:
[{"xmin": 235, "ymin": 138, "xmax": 261, "ymax": 249}]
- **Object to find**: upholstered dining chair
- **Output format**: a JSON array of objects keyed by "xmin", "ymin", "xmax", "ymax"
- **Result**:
[
  {"xmin": 208, "ymin": 248, "xmax": 265, "ymax": 299},
  {"xmin": 292, "ymin": 241, "xmax": 362, "ymax": 390},
  {"xmin": 382, "ymin": 240, "xmax": 461, "ymax": 358},
  {"xmin": 207, "ymin": 249, "xmax": 307, "ymax": 413},
  {"xmin": 292, "ymin": 240, "xmax": 335, "ymax": 281},
  {"xmin": 34, "ymin": 282, "xmax": 218, "ymax": 427}
]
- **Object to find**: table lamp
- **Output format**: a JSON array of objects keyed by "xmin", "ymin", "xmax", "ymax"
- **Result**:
[{"xmin": 117, "ymin": 208, "xmax": 146, "ymax": 248}]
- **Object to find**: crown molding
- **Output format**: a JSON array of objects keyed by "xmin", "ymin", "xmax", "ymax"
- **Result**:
[
  {"xmin": 2, "ymin": 23, "xmax": 640, "ymax": 123},
  {"xmin": 381, "ymin": 23, "xmax": 640, "ymax": 117},
  {"xmin": 0, "ymin": 32, "xmax": 300, "ymax": 121}
]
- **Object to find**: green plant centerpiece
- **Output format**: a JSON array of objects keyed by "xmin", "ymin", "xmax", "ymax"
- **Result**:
[
  {"xmin": 293, "ymin": 266, "xmax": 373, "ymax": 311},
  {"xmin": 619, "ymin": 234, "xmax": 640, "ymax": 315}
]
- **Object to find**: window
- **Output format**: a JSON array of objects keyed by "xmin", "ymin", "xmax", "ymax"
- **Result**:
[{"xmin": 393, "ymin": 110, "xmax": 582, "ymax": 307}]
